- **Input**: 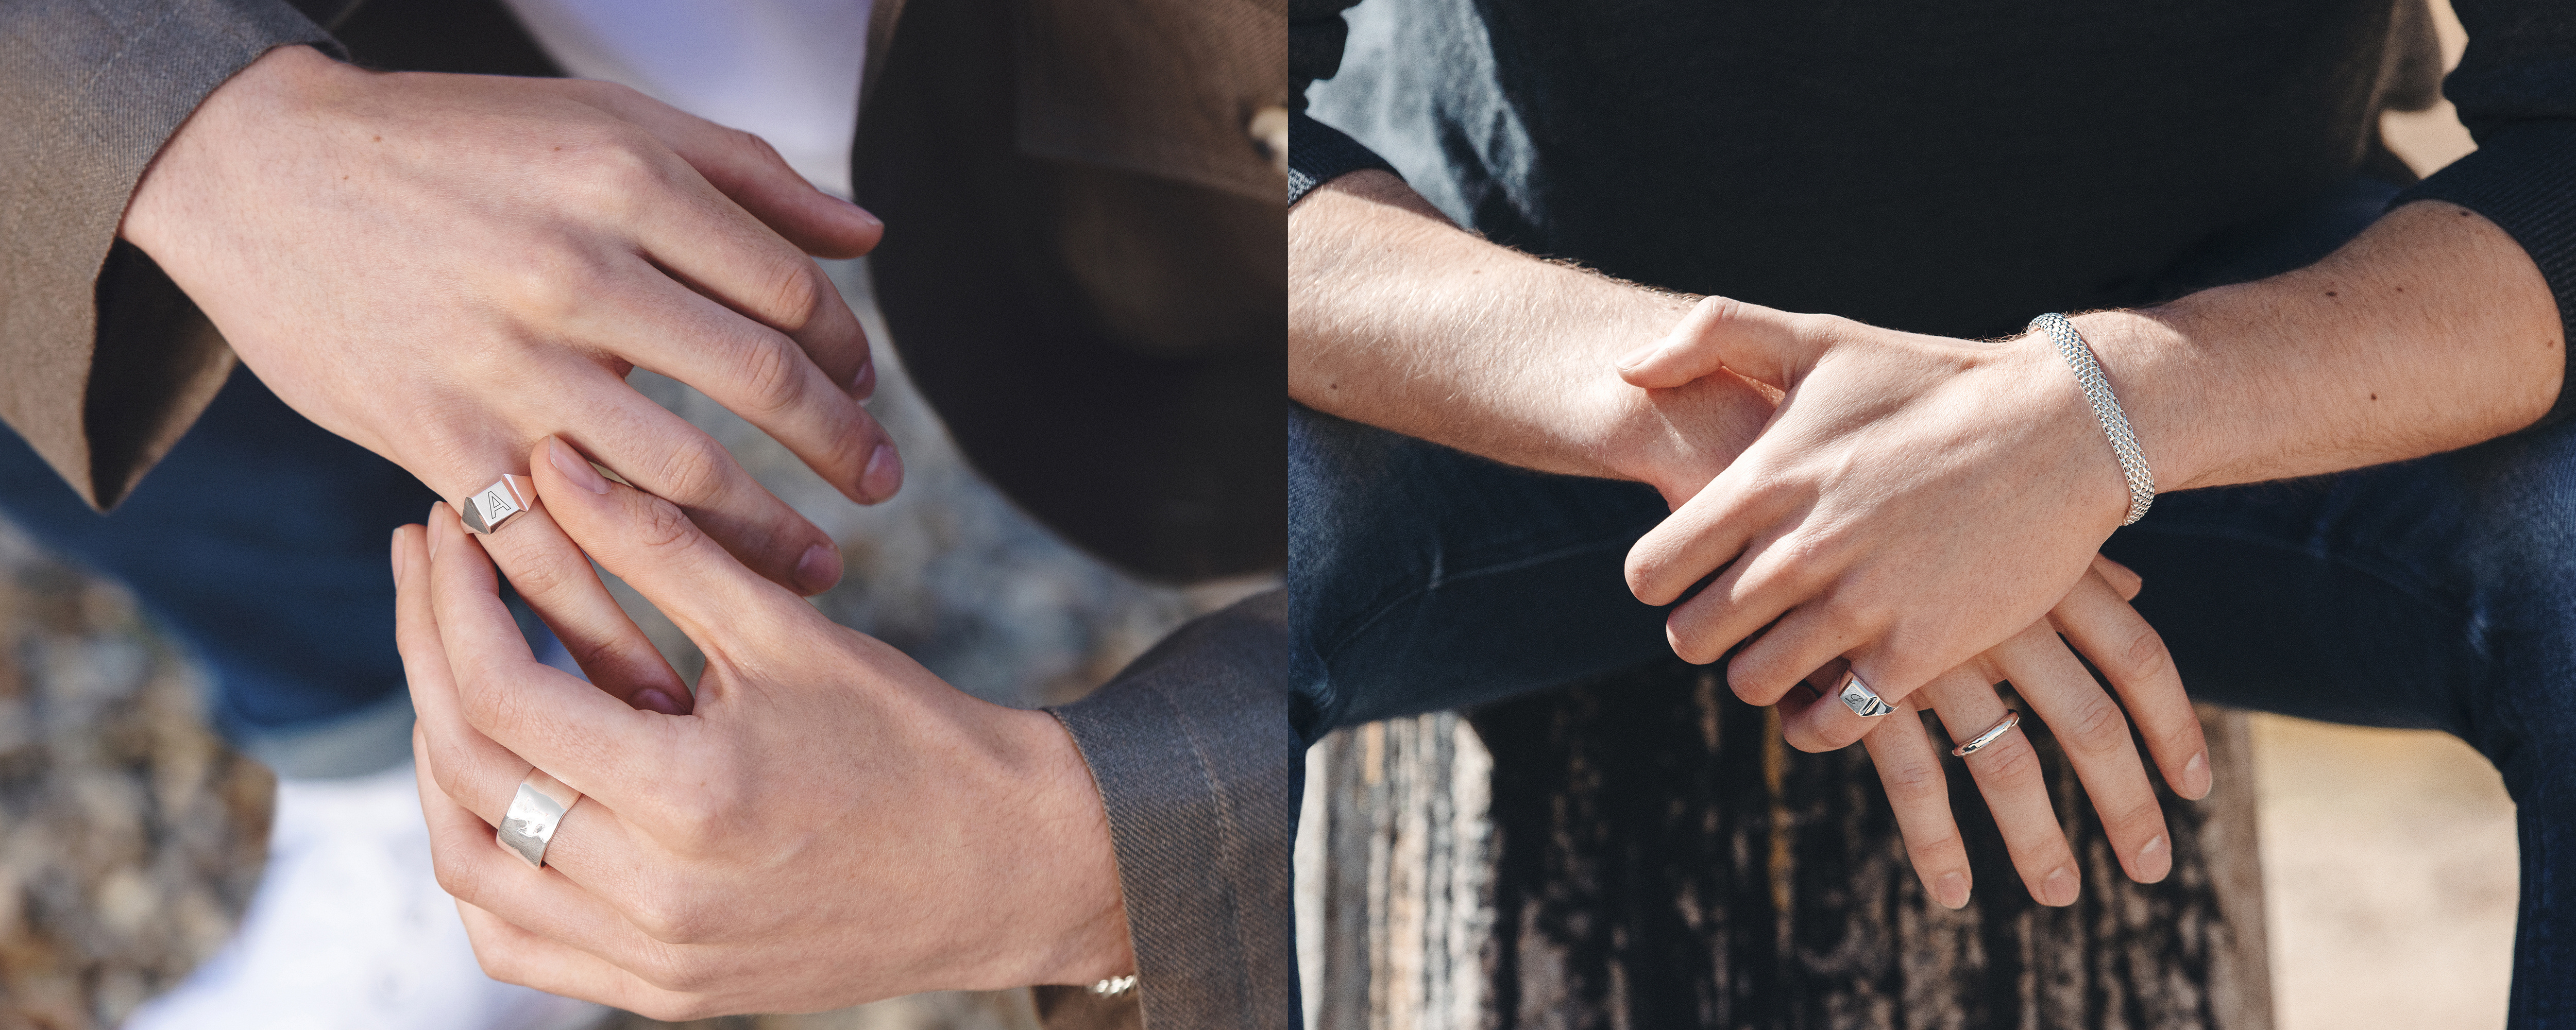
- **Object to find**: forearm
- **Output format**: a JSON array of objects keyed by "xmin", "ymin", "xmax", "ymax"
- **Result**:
[
  {"xmin": 1288, "ymin": 170, "xmax": 1774, "ymax": 498},
  {"xmin": 2086, "ymin": 200, "xmax": 2563, "ymax": 494}
]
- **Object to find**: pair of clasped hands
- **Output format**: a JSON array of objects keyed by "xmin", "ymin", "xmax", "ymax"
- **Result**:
[
  {"xmin": 1612, "ymin": 296, "xmax": 2208, "ymax": 912},
  {"xmin": 120, "ymin": 48, "xmax": 1129, "ymax": 1017}
]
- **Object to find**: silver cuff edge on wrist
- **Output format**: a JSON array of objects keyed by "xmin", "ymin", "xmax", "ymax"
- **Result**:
[{"xmin": 2029, "ymin": 312, "xmax": 2156, "ymax": 526}]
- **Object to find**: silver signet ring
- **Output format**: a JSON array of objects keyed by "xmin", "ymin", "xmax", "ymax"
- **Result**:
[
  {"xmin": 1838, "ymin": 672, "xmax": 1895, "ymax": 718},
  {"xmin": 497, "ymin": 768, "xmax": 583, "ymax": 869},
  {"xmin": 459, "ymin": 474, "xmax": 537, "ymax": 536}
]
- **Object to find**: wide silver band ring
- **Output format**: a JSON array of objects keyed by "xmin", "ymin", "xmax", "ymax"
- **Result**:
[
  {"xmin": 460, "ymin": 474, "xmax": 536, "ymax": 536},
  {"xmin": 1951, "ymin": 710, "xmax": 2022, "ymax": 758},
  {"xmin": 497, "ymin": 768, "xmax": 583, "ymax": 869},
  {"xmin": 1837, "ymin": 672, "xmax": 1894, "ymax": 718}
]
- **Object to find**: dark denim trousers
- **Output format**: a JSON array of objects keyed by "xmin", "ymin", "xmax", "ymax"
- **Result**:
[
  {"xmin": 1290, "ymin": 177, "xmax": 2576, "ymax": 1023},
  {"xmin": 0, "ymin": 366, "xmax": 443, "ymax": 777}
]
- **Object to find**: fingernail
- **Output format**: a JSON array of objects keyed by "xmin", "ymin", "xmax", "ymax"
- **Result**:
[
  {"xmin": 1615, "ymin": 339, "xmax": 1665, "ymax": 371},
  {"xmin": 843, "ymin": 198, "xmax": 883, "ymax": 231},
  {"xmin": 427, "ymin": 503, "xmax": 447, "ymax": 559},
  {"xmin": 389, "ymin": 528, "xmax": 408, "ymax": 585},
  {"xmin": 2183, "ymin": 751, "xmax": 2212, "ymax": 800},
  {"xmin": 633, "ymin": 688, "xmax": 683, "ymax": 715},
  {"xmin": 1935, "ymin": 872, "xmax": 1970, "ymax": 910},
  {"xmin": 860, "ymin": 442, "xmax": 903, "ymax": 502},
  {"xmin": 850, "ymin": 360, "xmax": 877, "ymax": 400},
  {"xmin": 2137, "ymin": 834, "xmax": 2171, "ymax": 880},
  {"xmin": 796, "ymin": 542, "xmax": 841, "ymax": 594},
  {"xmin": 549, "ymin": 437, "xmax": 609, "ymax": 494},
  {"xmin": 2041, "ymin": 866, "xmax": 2079, "ymax": 907}
]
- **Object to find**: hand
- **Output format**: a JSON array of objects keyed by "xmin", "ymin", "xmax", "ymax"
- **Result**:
[
  {"xmin": 1850, "ymin": 556, "xmax": 2209, "ymax": 908},
  {"xmin": 389, "ymin": 438, "xmax": 1130, "ymax": 1019},
  {"xmin": 124, "ymin": 44, "xmax": 900, "ymax": 601},
  {"xmin": 1617, "ymin": 296, "xmax": 2130, "ymax": 718}
]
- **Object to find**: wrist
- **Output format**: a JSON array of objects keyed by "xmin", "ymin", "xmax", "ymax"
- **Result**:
[
  {"xmin": 2058, "ymin": 307, "xmax": 2226, "ymax": 496},
  {"xmin": 121, "ymin": 44, "xmax": 349, "ymax": 251},
  {"xmin": 1002, "ymin": 708, "xmax": 1136, "ymax": 987}
]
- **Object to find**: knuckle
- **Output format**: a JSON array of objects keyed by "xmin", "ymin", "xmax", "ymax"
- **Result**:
[
  {"xmin": 489, "ymin": 247, "xmax": 611, "ymax": 327},
  {"xmin": 571, "ymin": 130, "xmax": 671, "ymax": 206},
  {"xmin": 635, "ymin": 947, "xmax": 715, "ymax": 993},
  {"xmin": 730, "ymin": 334, "xmax": 809, "ymax": 419},
  {"xmin": 1878, "ymin": 758, "xmax": 1945, "ymax": 800},
  {"xmin": 757, "ymin": 261, "xmax": 825, "ymax": 334},
  {"xmin": 499, "ymin": 547, "xmax": 583, "ymax": 603},
  {"xmin": 648, "ymin": 433, "xmax": 732, "ymax": 509},
  {"xmin": 470, "ymin": 939, "xmax": 528, "ymax": 986},
  {"xmin": 1974, "ymin": 739, "xmax": 2043, "ymax": 784},
  {"xmin": 631, "ymin": 894, "xmax": 716, "ymax": 945},
  {"xmin": 2057, "ymin": 697, "xmax": 2132, "ymax": 753},
  {"xmin": 2111, "ymin": 798, "xmax": 2166, "ymax": 832},
  {"xmin": 2117, "ymin": 625, "xmax": 2173, "ymax": 680},
  {"xmin": 431, "ymin": 847, "xmax": 482, "ymax": 902}
]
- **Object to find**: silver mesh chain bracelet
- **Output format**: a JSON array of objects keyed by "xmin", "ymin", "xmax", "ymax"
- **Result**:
[{"xmin": 2028, "ymin": 312, "xmax": 2155, "ymax": 526}]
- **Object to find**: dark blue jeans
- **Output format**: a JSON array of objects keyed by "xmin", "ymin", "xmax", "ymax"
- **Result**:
[
  {"xmin": 0, "ymin": 366, "xmax": 442, "ymax": 777},
  {"xmin": 1290, "ymin": 177, "xmax": 2576, "ymax": 1023}
]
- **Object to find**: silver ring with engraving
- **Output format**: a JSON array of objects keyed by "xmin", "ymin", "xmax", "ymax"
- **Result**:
[
  {"xmin": 496, "ymin": 767, "xmax": 583, "ymax": 869},
  {"xmin": 1837, "ymin": 672, "xmax": 1895, "ymax": 718},
  {"xmin": 1951, "ymin": 710, "xmax": 2022, "ymax": 758},
  {"xmin": 459, "ymin": 474, "xmax": 537, "ymax": 536}
]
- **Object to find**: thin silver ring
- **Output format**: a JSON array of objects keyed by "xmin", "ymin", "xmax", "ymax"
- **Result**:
[
  {"xmin": 496, "ymin": 767, "xmax": 583, "ymax": 868},
  {"xmin": 1837, "ymin": 672, "xmax": 1894, "ymax": 718},
  {"xmin": 1951, "ymin": 710, "xmax": 2022, "ymax": 758}
]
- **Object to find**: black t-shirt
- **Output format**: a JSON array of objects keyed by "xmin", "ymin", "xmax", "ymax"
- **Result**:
[{"xmin": 1291, "ymin": 0, "xmax": 2576, "ymax": 416}]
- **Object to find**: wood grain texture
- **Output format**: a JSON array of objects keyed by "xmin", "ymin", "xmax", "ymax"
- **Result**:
[{"xmin": 1317, "ymin": 660, "xmax": 2270, "ymax": 1029}]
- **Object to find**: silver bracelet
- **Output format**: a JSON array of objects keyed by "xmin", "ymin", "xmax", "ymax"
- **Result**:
[{"xmin": 2028, "ymin": 312, "xmax": 2155, "ymax": 526}]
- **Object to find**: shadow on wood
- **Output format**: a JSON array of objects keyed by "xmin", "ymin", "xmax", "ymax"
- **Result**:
[{"xmin": 1311, "ymin": 659, "xmax": 2269, "ymax": 1029}]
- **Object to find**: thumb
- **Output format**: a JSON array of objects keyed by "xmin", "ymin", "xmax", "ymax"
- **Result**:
[
  {"xmin": 1617, "ymin": 296, "xmax": 1822, "ymax": 389},
  {"xmin": 581, "ymin": 85, "xmax": 885, "ymax": 259}
]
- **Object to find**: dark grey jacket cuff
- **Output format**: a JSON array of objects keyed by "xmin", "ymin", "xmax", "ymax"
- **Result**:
[
  {"xmin": 1289, "ymin": 111, "xmax": 1397, "ymax": 207},
  {"xmin": 1047, "ymin": 590, "xmax": 1298, "ymax": 1030},
  {"xmin": 2396, "ymin": 122, "xmax": 2576, "ymax": 432}
]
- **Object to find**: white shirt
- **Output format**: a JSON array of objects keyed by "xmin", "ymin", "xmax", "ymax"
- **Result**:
[{"xmin": 498, "ymin": 0, "xmax": 875, "ymax": 199}]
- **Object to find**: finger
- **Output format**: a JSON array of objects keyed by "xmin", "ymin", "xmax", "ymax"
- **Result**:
[
  {"xmin": 1859, "ymin": 701, "xmax": 1973, "ymax": 909},
  {"xmin": 1918, "ymin": 670, "xmax": 2082, "ymax": 906},
  {"xmin": 425, "ymin": 505, "xmax": 686, "ymax": 817},
  {"xmin": 1616, "ymin": 296, "xmax": 1823, "ymax": 389},
  {"xmin": 1721, "ymin": 597, "xmax": 1867, "ymax": 712},
  {"xmin": 1658, "ymin": 526, "xmax": 1828, "ymax": 674},
  {"xmin": 1988, "ymin": 623, "xmax": 2173, "ymax": 884},
  {"xmin": 2090, "ymin": 554, "xmax": 2144, "ymax": 602},
  {"xmin": 2052, "ymin": 570, "xmax": 2208, "ymax": 800},
  {"xmin": 561, "ymin": 386, "xmax": 850, "ymax": 595},
  {"xmin": 572, "ymin": 80, "xmax": 884, "ymax": 260},
  {"xmin": 614, "ymin": 143, "xmax": 877, "ymax": 396},
  {"xmin": 413, "ymin": 729, "xmax": 672, "ymax": 963},
  {"xmin": 457, "ymin": 902, "xmax": 713, "ymax": 1023},
  {"xmin": 573, "ymin": 257, "xmax": 901, "ymax": 506},
  {"xmin": 465, "ymin": 505, "xmax": 691, "ymax": 715},
  {"xmin": 532, "ymin": 436, "xmax": 825, "ymax": 669},
  {"xmin": 1625, "ymin": 474, "xmax": 1782, "ymax": 611}
]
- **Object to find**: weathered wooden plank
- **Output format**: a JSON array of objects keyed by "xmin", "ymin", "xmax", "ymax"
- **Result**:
[{"xmin": 1314, "ymin": 659, "xmax": 2268, "ymax": 1030}]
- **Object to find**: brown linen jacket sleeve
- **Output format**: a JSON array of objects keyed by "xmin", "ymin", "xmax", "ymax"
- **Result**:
[
  {"xmin": 1045, "ymin": 589, "xmax": 1298, "ymax": 1030},
  {"xmin": 0, "ymin": 0, "xmax": 336, "ymax": 510}
]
